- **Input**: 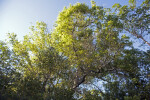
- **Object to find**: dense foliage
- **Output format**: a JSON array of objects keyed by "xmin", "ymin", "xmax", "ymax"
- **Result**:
[{"xmin": 0, "ymin": 0, "xmax": 149, "ymax": 100}]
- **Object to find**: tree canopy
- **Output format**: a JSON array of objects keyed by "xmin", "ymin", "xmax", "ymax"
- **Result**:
[{"xmin": 0, "ymin": 0, "xmax": 150, "ymax": 100}]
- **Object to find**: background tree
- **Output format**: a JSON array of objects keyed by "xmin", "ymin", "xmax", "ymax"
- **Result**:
[
  {"xmin": 102, "ymin": 49, "xmax": 150, "ymax": 100},
  {"xmin": 7, "ymin": 22, "xmax": 75, "ymax": 100},
  {"xmin": 0, "ymin": 41, "xmax": 21, "ymax": 99}
]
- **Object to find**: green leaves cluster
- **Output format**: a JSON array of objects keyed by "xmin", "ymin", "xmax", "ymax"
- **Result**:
[{"xmin": 0, "ymin": 0, "xmax": 150, "ymax": 99}]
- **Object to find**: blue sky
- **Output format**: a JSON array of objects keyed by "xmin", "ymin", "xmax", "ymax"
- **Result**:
[{"xmin": 0, "ymin": 0, "xmax": 132, "ymax": 41}]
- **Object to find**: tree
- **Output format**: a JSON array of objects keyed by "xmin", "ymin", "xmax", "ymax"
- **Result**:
[
  {"xmin": 51, "ymin": 1, "xmax": 132, "ymax": 91},
  {"xmin": 51, "ymin": 0, "xmax": 149, "ymax": 99},
  {"xmin": 7, "ymin": 22, "xmax": 75, "ymax": 100},
  {"xmin": 0, "ymin": 0, "xmax": 149, "ymax": 99},
  {"xmin": 0, "ymin": 41, "xmax": 21, "ymax": 99}
]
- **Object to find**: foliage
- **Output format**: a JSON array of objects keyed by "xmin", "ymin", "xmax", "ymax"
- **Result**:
[
  {"xmin": 0, "ymin": 0, "xmax": 149, "ymax": 100},
  {"xmin": 112, "ymin": 0, "xmax": 150, "ymax": 46}
]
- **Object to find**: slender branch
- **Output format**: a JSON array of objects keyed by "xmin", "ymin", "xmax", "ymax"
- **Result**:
[
  {"xmin": 89, "ymin": 82, "xmax": 105, "ymax": 95},
  {"xmin": 73, "ymin": 74, "xmax": 87, "ymax": 89},
  {"xmin": 124, "ymin": 18, "xmax": 150, "ymax": 47}
]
